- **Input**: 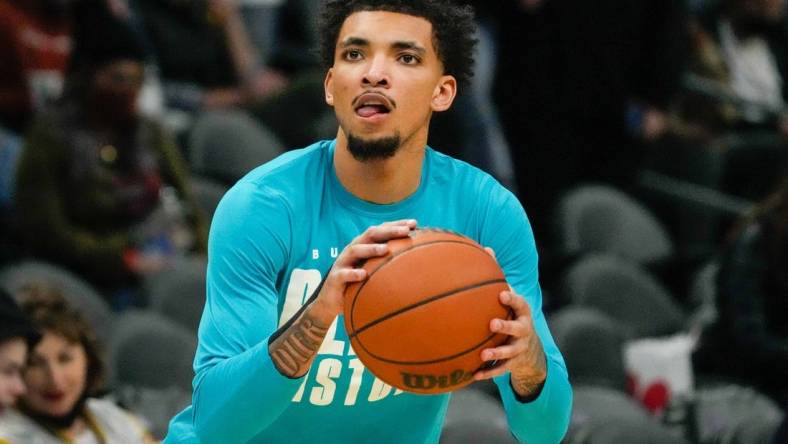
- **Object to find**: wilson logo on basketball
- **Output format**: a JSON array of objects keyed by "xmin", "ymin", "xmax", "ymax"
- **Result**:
[{"xmin": 400, "ymin": 370, "xmax": 474, "ymax": 390}]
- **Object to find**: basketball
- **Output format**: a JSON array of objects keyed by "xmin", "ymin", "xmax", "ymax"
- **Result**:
[{"xmin": 343, "ymin": 228, "xmax": 513, "ymax": 395}]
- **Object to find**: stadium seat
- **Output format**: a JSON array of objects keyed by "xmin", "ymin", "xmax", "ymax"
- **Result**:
[
  {"xmin": 569, "ymin": 384, "xmax": 652, "ymax": 430},
  {"xmin": 188, "ymin": 109, "xmax": 284, "ymax": 184},
  {"xmin": 108, "ymin": 310, "xmax": 196, "ymax": 392},
  {"xmin": 108, "ymin": 311, "xmax": 196, "ymax": 440},
  {"xmin": 441, "ymin": 389, "xmax": 516, "ymax": 444},
  {"xmin": 565, "ymin": 413, "xmax": 691, "ymax": 444},
  {"xmin": 0, "ymin": 260, "xmax": 114, "ymax": 340},
  {"xmin": 550, "ymin": 307, "xmax": 627, "ymax": 391},
  {"xmin": 190, "ymin": 175, "xmax": 228, "ymax": 222},
  {"xmin": 561, "ymin": 254, "xmax": 686, "ymax": 338},
  {"xmin": 556, "ymin": 184, "xmax": 674, "ymax": 264},
  {"xmin": 143, "ymin": 256, "xmax": 207, "ymax": 332},
  {"xmin": 693, "ymin": 383, "xmax": 784, "ymax": 444}
]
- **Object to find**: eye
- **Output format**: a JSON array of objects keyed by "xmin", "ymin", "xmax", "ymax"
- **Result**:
[
  {"xmin": 344, "ymin": 49, "xmax": 363, "ymax": 61},
  {"xmin": 399, "ymin": 54, "xmax": 420, "ymax": 65},
  {"xmin": 58, "ymin": 352, "xmax": 74, "ymax": 365}
]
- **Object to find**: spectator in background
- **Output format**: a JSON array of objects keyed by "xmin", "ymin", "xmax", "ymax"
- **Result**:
[
  {"xmin": 0, "ymin": 0, "xmax": 73, "ymax": 135},
  {"xmin": 489, "ymin": 0, "xmax": 688, "ymax": 249},
  {"xmin": 13, "ymin": 5, "xmax": 207, "ymax": 305},
  {"xmin": 0, "ymin": 288, "xmax": 40, "ymax": 415},
  {"xmin": 0, "ymin": 285, "xmax": 156, "ymax": 443},
  {"xmin": 138, "ymin": 0, "xmax": 289, "ymax": 111},
  {"xmin": 693, "ymin": 173, "xmax": 788, "ymax": 407},
  {"xmin": 0, "ymin": 0, "xmax": 74, "ymax": 251},
  {"xmin": 676, "ymin": 0, "xmax": 788, "ymax": 137},
  {"xmin": 133, "ymin": 0, "xmax": 332, "ymax": 149}
]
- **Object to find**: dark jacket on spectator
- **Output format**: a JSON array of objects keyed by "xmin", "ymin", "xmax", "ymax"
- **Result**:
[
  {"xmin": 694, "ymin": 202, "xmax": 788, "ymax": 404},
  {"xmin": 14, "ymin": 102, "xmax": 207, "ymax": 291}
]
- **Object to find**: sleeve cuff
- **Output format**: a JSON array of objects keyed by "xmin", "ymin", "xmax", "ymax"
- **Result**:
[{"xmin": 509, "ymin": 366, "xmax": 547, "ymax": 404}]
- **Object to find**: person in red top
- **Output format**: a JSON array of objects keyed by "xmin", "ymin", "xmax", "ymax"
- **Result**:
[{"xmin": 0, "ymin": 0, "xmax": 72, "ymax": 134}]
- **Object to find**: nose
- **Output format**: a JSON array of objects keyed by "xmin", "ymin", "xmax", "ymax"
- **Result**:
[
  {"xmin": 11, "ymin": 375, "xmax": 26, "ymax": 397},
  {"xmin": 44, "ymin": 364, "xmax": 65, "ymax": 391},
  {"xmin": 362, "ymin": 56, "xmax": 390, "ymax": 88}
]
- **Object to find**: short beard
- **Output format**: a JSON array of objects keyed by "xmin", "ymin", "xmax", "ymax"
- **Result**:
[{"xmin": 346, "ymin": 132, "xmax": 401, "ymax": 162}]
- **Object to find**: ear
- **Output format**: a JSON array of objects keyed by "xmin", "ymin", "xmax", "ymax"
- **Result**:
[
  {"xmin": 324, "ymin": 68, "xmax": 335, "ymax": 106},
  {"xmin": 431, "ymin": 75, "xmax": 457, "ymax": 112}
]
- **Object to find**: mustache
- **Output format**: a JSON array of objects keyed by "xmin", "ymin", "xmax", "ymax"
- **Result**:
[{"xmin": 351, "ymin": 91, "xmax": 397, "ymax": 110}]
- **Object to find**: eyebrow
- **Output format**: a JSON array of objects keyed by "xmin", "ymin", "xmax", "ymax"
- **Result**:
[
  {"xmin": 392, "ymin": 41, "xmax": 426, "ymax": 55},
  {"xmin": 340, "ymin": 37, "xmax": 427, "ymax": 55},
  {"xmin": 340, "ymin": 37, "xmax": 369, "ymax": 48}
]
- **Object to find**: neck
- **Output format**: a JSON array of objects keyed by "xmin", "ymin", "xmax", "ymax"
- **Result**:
[
  {"xmin": 62, "ymin": 416, "xmax": 88, "ymax": 441},
  {"xmin": 333, "ymin": 129, "xmax": 426, "ymax": 204},
  {"xmin": 22, "ymin": 394, "xmax": 88, "ymax": 432}
]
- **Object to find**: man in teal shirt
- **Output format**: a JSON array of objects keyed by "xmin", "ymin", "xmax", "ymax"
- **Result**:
[{"xmin": 165, "ymin": 1, "xmax": 572, "ymax": 442}]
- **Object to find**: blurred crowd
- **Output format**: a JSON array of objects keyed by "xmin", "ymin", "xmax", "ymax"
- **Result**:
[{"xmin": 0, "ymin": 0, "xmax": 786, "ymax": 442}]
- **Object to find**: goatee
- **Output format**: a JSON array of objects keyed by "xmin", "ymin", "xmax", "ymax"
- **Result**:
[{"xmin": 347, "ymin": 132, "xmax": 401, "ymax": 161}]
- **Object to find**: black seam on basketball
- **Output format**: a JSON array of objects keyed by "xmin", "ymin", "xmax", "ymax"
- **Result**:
[
  {"xmin": 349, "ymin": 278, "xmax": 507, "ymax": 339},
  {"xmin": 348, "ymin": 239, "xmax": 488, "ymax": 334},
  {"xmin": 357, "ymin": 330, "xmax": 502, "ymax": 366},
  {"xmin": 361, "ymin": 239, "xmax": 481, "ymax": 281}
]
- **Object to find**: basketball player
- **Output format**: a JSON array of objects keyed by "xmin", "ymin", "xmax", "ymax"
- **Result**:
[{"xmin": 164, "ymin": 1, "xmax": 572, "ymax": 442}]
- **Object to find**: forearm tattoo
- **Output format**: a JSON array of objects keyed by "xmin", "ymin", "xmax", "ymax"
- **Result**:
[{"xmin": 270, "ymin": 313, "xmax": 329, "ymax": 378}]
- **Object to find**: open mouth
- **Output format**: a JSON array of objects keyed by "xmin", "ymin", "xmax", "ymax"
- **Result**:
[
  {"xmin": 43, "ymin": 391, "xmax": 65, "ymax": 402},
  {"xmin": 354, "ymin": 93, "xmax": 394, "ymax": 118}
]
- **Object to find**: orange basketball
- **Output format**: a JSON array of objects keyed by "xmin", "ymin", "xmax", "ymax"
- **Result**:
[{"xmin": 343, "ymin": 228, "xmax": 512, "ymax": 395}]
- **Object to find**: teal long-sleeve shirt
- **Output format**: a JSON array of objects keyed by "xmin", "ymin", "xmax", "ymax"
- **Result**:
[{"xmin": 164, "ymin": 140, "xmax": 572, "ymax": 444}]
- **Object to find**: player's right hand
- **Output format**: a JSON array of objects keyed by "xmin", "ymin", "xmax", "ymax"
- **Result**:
[{"xmin": 311, "ymin": 219, "xmax": 417, "ymax": 323}]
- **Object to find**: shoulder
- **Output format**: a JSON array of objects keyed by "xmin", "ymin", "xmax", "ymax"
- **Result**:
[
  {"xmin": 209, "ymin": 141, "xmax": 330, "ymax": 251},
  {"xmin": 217, "ymin": 141, "xmax": 329, "ymax": 215},
  {"xmin": 0, "ymin": 409, "xmax": 46, "ymax": 443},
  {"xmin": 239, "ymin": 140, "xmax": 330, "ymax": 187},
  {"xmin": 427, "ymin": 148, "xmax": 514, "ymax": 202},
  {"xmin": 86, "ymin": 398, "xmax": 149, "ymax": 441}
]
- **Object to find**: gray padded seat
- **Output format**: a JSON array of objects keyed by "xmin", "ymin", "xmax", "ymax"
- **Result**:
[
  {"xmin": 550, "ymin": 307, "xmax": 628, "ymax": 390},
  {"xmin": 0, "ymin": 260, "xmax": 114, "ymax": 340},
  {"xmin": 188, "ymin": 109, "xmax": 284, "ymax": 184},
  {"xmin": 190, "ymin": 175, "xmax": 228, "ymax": 222},
  {"xmin": 144, "ymin": 256, "xmax": 207, "ymax": 332},
  {"xmin": 441, "ymin": 389, "xmax": 516, "ymax": 444},
  {"xmin": 562, "ymin": 254, "xmax": 686, "ymax": 338},
  {"xmin": 557, "ymin": 184, "xmax": 674, "ymax": 263},
  {"xmin": 108, "ymin": 310, "xmax": 196, "ymax": 392}
]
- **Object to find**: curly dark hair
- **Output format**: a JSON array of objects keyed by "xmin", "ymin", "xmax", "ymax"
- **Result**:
[
  {"xmin": 19, "ymin": 284, "xmax": 106, "ymax": 397},
  {"xmin": 318, "ymin": 0, "xmax": 477, "ymax": 90}
]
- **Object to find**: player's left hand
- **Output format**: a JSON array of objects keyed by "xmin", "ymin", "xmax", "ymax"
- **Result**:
[{"xmin": 473, "ymin": 249, "xmax": 547, "ymax": 398}]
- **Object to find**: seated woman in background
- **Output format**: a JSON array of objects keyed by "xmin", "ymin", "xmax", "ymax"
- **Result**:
[
  {"xmin": 0, "ymin": 284, "xmax": 155, "ymax": 443},
  {"xmin": 694, "ymin": 174, "xmax": 788, "ymax": 408},
  {"xmin": 13, "ymin": 4, "xmax": 207, "ymax": 304},
  {"xmin": 0, "ymin": 287, "xmax": 40, "ymax": 415}
]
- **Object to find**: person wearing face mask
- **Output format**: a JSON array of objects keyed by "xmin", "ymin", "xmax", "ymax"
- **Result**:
[
  {"xmin": 0, "ymin": 288, "xmax": 40, "ymax": 417},
  {"xmin": 13, "ymin": 4, "xmax": 207, "ymax": 305},
  {"xmin": 0, "ymin": 284, "xmax": 156, "ymax": 443}
]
